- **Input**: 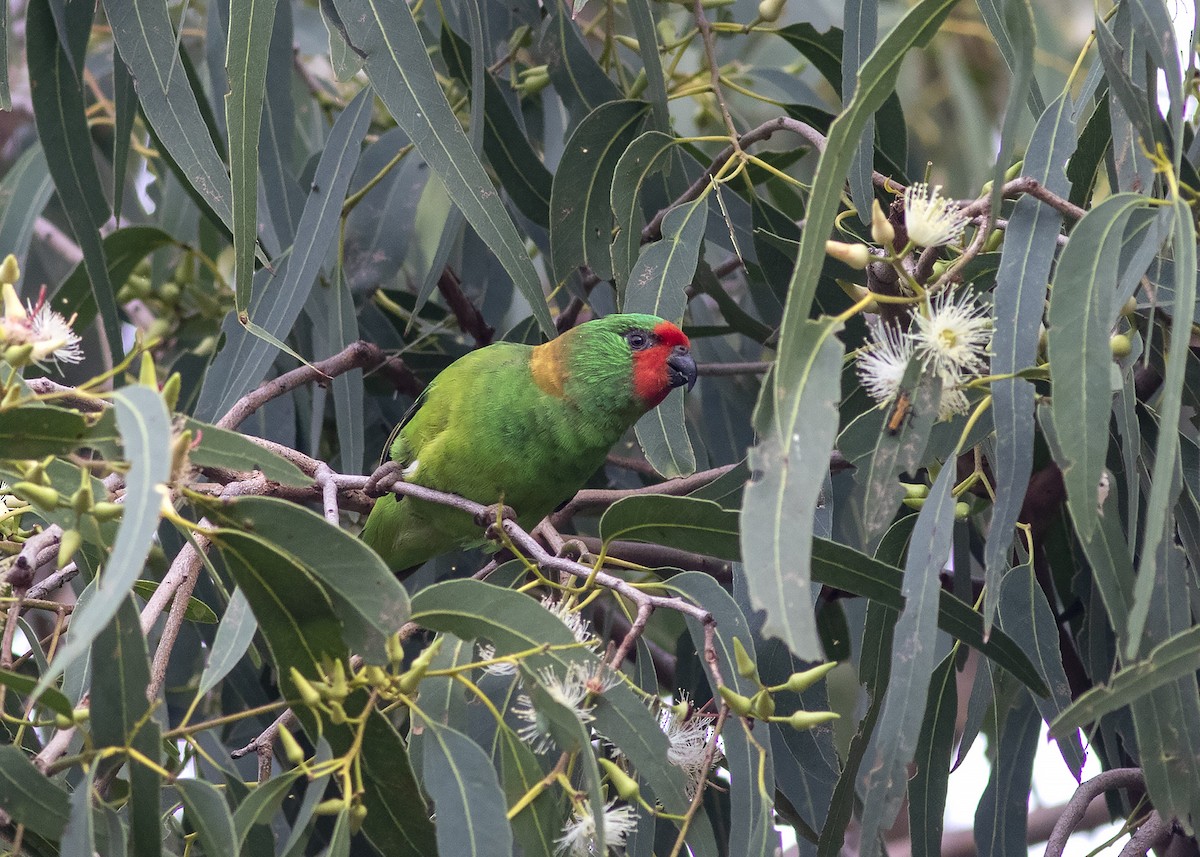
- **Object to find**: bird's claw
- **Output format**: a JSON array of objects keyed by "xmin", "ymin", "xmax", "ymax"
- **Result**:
[
  {"xmin": 474, "ymin": 503, "xmax": 517, "ymax": 529},
  {"xmin": 364, "ymin": 461, "xmax": 408, "ymax": 497},
  {"xmin": 557, "ymin": 539, "xmax": 587, "ymax": 561}
]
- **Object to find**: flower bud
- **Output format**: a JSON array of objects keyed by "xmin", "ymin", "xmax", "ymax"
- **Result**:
[
  {"xmin": 386, "ymin": 631, "xmax": 405, "ymax": 666},
  {"xmin": 12, "ymin": 482, "xmax": 60, "ymax": 510},
  {"xmin": 825, "ymin": 240, "xmax": 871, "ymax": 270},
  {"xmin": 751, "ymin": 689, "xmax": 775, "ymax": 719},
  {"xmin": 70, "ymin": 481, "xmax": 94, "ymax": 516},
  {"xmin": 91, "ymin": 501, "xmax": 125, "ymax": 522},
  {"xmin": 0, "ymin": 254, "xmax": 20, "ymax": 285},
  {"xmin": 954, "ymin": 502, "xmax": 971, "ymax": 521},
  {"xmin": 784, "ymin": 661, "xmax": 838, "ymax": 694},
  {"xmin": 1121, "ymin": 296, "xmax": 1138, "ymax": 318},
  {"xmin": 599, "ymin": 758, "xmax": 641, "ymax": 801},
  {"xmin": 57, "ymin": 529, "xmax": 82, "ymax": 569},
  {"xmin": 290, "ymin": 668, "xmax": 323, "ymax": 707},
  {"xmin": 278, "ymin": 724, "xmax": 306, "ymax": 766},
  {"xmin": 787, "ymin": 710, "xmax": 840, "ymax": 730},
  {"xmin": 161, "ymin": 373, "xmax": 182, "ymax": 412},
  {"xmin": 3, "ymin": 343, "xmax": 34, "ymax": 367},
  {"xmin": 139, "ymin": 352, "xmax": 157, "ymax": 388},
  {"xmin": 732, "ymin": 637, "xmax": 757, "ymax": 680},
  {"xmin": 314, "ymin": 799, "xmax": 346, "ymax": 816},
  {"xmin": 870, "ymin": 199, "xmax": 895, "ymax": 246},
  {"xmin": 350, "ymin": 802, "xmax": 369, "ymax": 834},
  {"xmin": 718, "ymin": 685, "xmax": 753, "ymax": 716},
  {"xmin": 901, "ymin": 482, "xmax": 929, "ymax": 500},
  {"xmin": 1110, "ymin": 333, "xmax": 1132, "ymax": 360},
  {"xmin": 756, "ymin": 0, "xmax": 786, "ymax": 22}
]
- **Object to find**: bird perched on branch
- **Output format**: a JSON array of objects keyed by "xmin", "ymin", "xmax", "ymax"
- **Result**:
[{"xmin": 361, "ymin": 313, "xmax": 697, "ymax": 574}]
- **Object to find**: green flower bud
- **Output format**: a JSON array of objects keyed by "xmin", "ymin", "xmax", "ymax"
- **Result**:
[
  {"xmin": 599, "ymin": 758, "xmax": 641, "ymax": 801},
  {"xmin": 718, "ymin": 685, "xmax": 753, "ymax": 716},
  {"xmin": 751, "ymin": 689, "xmax": 775, "ymax": 719},
  {"xmin": 954, "ymin": 502, "xmax": 971, "ymax": 521},
  {"xmin": 784, "ymin": 661, "xmax": 838, "ymax": 694},
  {"xmin": 290, "ymin": 668, "xmax": 323, "ymax": 707},
  {"xmin": 57, "ymin": 529, "xmax": 82, "ymax": 569},
  {"xmin": 161, "ymin": 372, "xmax": 182, "ymax": 412},
  {"xmin": 0, "ymin": 255, "xmax": 20, "ymax": 285},
  {"xmin": 12, "ymin": 482, "xmax": 60, "ymax": 510},
  {"xmin": 350, "ymin": 802, "xmax": 369, "ymax": 834},
  {"xmin": 1110, "ymin": 333, "xmax": 1132, "ymax": 360},
  {"xmin": 314, "ymin": 799, "xmax": 346, "ymax": 816},
  {"xmin": 732, "ymin": 637, "xmax": 758, "ymax": 680},
  {"xmin": 787, "ymin": 710, "xmax": 840, "ymax": 730},
  {"xmin": 278, "ymin": 724, "xmax": 306, "ymax": 766},
  {"xmin": 91, "ymin": 502, "xmax": 125, "ymax": 522}
]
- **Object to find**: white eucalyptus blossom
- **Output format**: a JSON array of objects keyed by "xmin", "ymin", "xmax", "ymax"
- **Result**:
[
  {"xmin": 911, "ymin": 289, "xmax": 991, "ymax": 378},
  {"xmin": 855, "ymin": 321, "xmax": 914, "ymax": 407},
  {"xmin": 658, "ymin": 693, "xmax": 720, "ymax": 795},
  {"xmin": 902, "ymin": 183, "xmax": 967, "ymax": 248},
  {"xmin": 555, "ymin": 800, "xmax": 638, "ymax": 857},
  {"xmin": 936, "ymin": 383, "xmax": 972, "ymax": 421},
  {"xmin": 513, "ymin": 662, "xmax": 597, "ymax": 754},
  {"xmin": 542, "ymin": 595, "xmax": 600, "ymax": 651},
  {"xmin": 475, "ymin": 642, "xmax": 518, "ymax": 676},
  {"xmin": 1, "ymin": 258, "xmax": 84, "ymax": 368}
]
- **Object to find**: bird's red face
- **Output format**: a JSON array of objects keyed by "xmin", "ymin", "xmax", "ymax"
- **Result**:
[{"xmin": 630, "ymin": 321, "xmax": 697, "ymax": 408}]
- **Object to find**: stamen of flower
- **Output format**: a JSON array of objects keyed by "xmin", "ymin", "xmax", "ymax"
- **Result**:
[{"xmin": 903, "ymin": 183, "xmax": 967, "ymax": 248}]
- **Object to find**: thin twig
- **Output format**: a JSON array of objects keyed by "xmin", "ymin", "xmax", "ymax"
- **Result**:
[
  {"xmin": 216, "ymin": 341, "xmax": 417, "ymax": 430},
  {"xmin": 436, "ymin": 267, "xmax": 494, "ymax": 347},
  {"xmin": 607, "ymin": 603, "xmax": 652, "ymax": 670},
  {"xmin": 550, "ymin": 464, "xmax": 738, "ymax": 527},
  {"xmin": 315, "ymin": 464, "xmax": 341, "ymax": 525},
  {"xmin": 230, "ymin": 708, "xmax": 299, "ymax": 783}
]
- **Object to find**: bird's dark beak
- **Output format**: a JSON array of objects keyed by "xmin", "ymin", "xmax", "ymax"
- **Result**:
[{"xmin": 667, "ymin": 346, "xmax": 698, "ymax": 391}]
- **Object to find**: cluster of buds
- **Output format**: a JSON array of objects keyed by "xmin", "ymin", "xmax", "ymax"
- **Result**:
[
  {"xmin": 0, "ymin": 255, "xmax": 84, "ymax": 370},
  {"xmin": 289, "ymin": 636, "xmax": 442, "ymax": 726},
  {"xmin": 6, "ymin": 461, "xmax": 123, "ymax": 568},
  {"xmin": 717, "ymin": 639, "xmax": 840, "ymax": 730}
]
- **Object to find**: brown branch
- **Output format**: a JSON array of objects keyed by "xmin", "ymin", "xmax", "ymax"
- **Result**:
[
  {"xmin": 550, "ymin": 464, "xmax": 739, "ymax": 527},
  {"xmin": 644, "ymin": 117, "xmax": 830, "ymax": 242},
  {"xmin": 576, "ymin": 536, "xmax": 732, "ymax": 582},
  {"xmin": 217, "ymin": 340, "xmax": 418, "ymax": 430},
  {"xmin": 436, "ymin": 267, "xmax": 494, "ymax": 347},
  {"xmin": 1118, "ymin": 811, "xmax": 1173, "ymax": 857},
  {"xmin": 22, "ymin": 378, "xmax": 108, "ymax": 413},
  {"xmin": 1045, "ymin": 768, "xmax": 1146, "ymax": 857},
  {"xmin": 957, "ymin": 176, "xmax": 1086, "ymax": 222},
  {"xmin": 230, "ymin": 707, "xmax": 299, "ymax": 783},
  {"xmin": 606, "ymin": 603, "xmax": 652, "ymax": 670}
]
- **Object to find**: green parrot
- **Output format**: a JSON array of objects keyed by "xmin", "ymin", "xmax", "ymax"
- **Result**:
[{"xmin": 361, "ymin": 313, "xmax": 697, "ymax": 574}]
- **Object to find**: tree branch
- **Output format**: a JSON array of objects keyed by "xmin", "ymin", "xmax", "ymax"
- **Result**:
[
  {"xmin": 436, "ymin": 267, "xmax": 494, "ymax": 347},
  {"xmin": 1045, "ymin": 768, "xmax": 1146, "ymax": 857}
]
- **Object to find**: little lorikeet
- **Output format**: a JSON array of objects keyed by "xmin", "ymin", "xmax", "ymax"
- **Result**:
[{"xmin": 361, "ymin": 313, "xmax": 697, "ymax": 574}]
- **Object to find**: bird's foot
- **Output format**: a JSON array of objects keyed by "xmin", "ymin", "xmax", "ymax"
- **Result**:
[
  {"xmin": 364, "ymin": 460, "xmax": 408, "ymax": 497},
  {"xmin": 474, "ymin": 503, "xmax": 518, "ymax": 532},
  {"xmin": 557, "ymin": 539, "xmax": 587, "ymax": 562}
]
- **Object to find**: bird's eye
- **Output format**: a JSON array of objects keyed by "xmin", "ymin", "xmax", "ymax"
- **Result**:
[{"xmin": 626, "ymin": 331, "xmax": 651, "ymax": 351}]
